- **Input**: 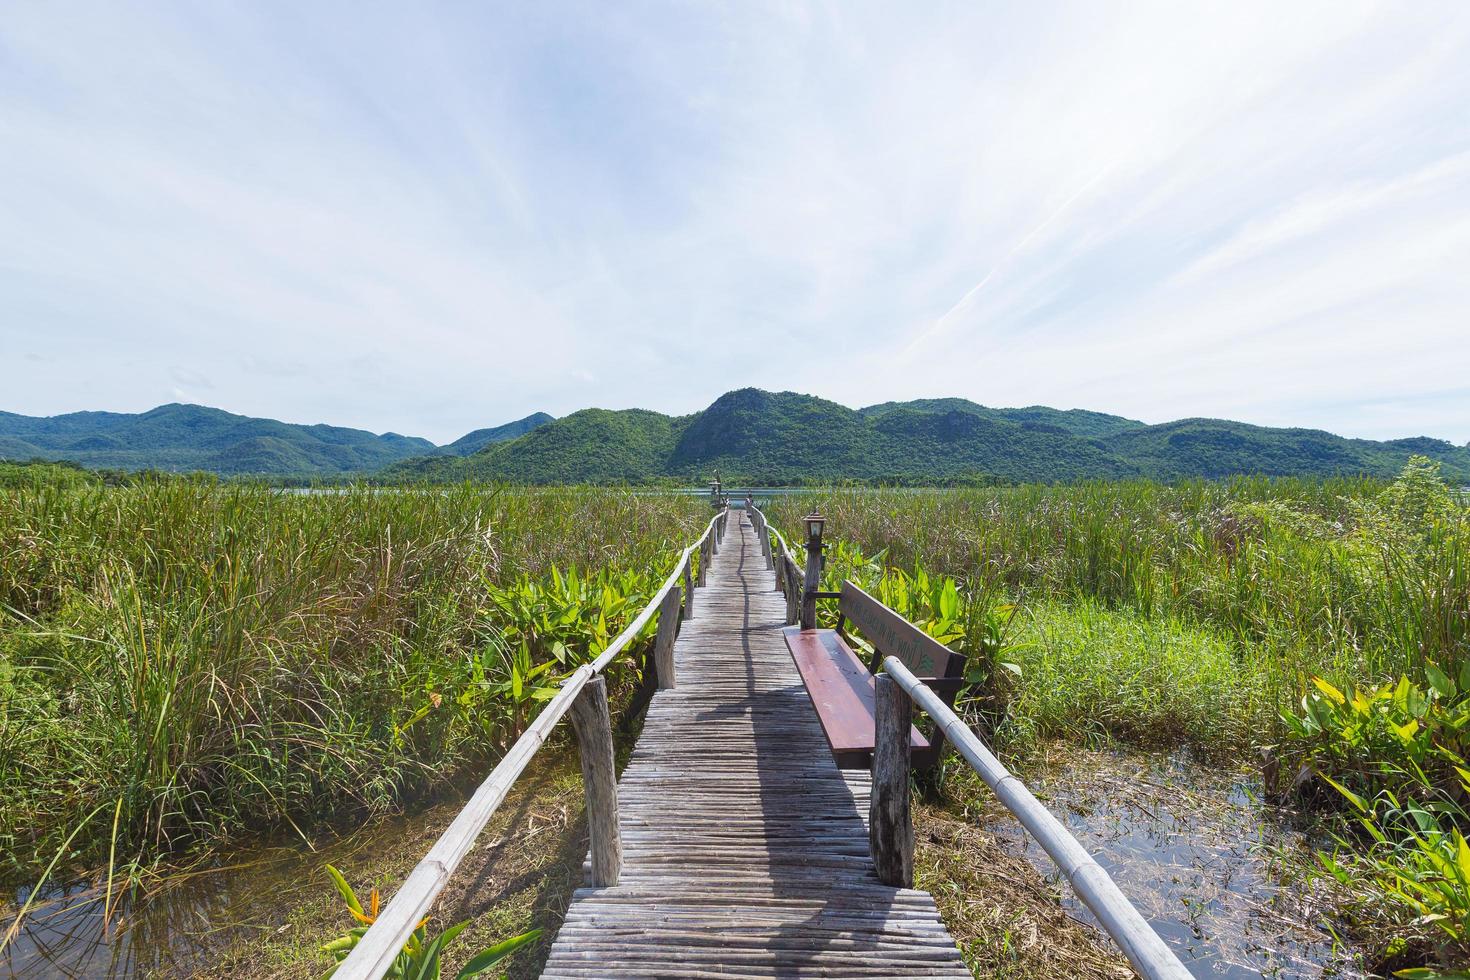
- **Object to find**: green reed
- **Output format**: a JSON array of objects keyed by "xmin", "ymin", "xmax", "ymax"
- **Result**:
[
  {"xmin": 769, "ymin": 465, "xmax": 1469, "ymax": 750},
  {"xmin": 0, "ymin": 481, "xmax": 700, "ymax": 886}
]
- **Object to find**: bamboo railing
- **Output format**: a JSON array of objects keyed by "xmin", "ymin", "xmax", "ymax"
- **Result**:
[
  {"xmin": 333, "ymin": 508, "xmax": 728, "ymax": 979},
  {"xmin": 879, "ymin": 657, "xmax": 1192, "ymax": 979},
  {"xmin": 752, "ymin": 504, "xmax": 1192, "ymax": 980}
]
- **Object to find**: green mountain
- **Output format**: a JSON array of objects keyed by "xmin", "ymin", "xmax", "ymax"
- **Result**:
[
  {"xmin": 8, "ymin": 392, "xmax": 1468, "ymax": 483},
  {"xmin": 858, "ymin": 398, "xmax": 1147, "ymax": 439},
  {"xmin": 0, "ymin": 404, "xmax": 435, "ymax": 475},
  {"xmin": 436, "ymin": 413, "xmax": 555, "ymax": 457},
  {"xmin": 386, "ymin": 389, "xmax": 1470, "ymax": 484},
  {"xmin": 392, "ymin": 408, "xmax": 679, "ymax": 483}
]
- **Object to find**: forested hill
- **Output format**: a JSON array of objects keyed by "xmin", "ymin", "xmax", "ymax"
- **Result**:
[
  {"xmin": 6, "ymin": 392, "xmax": 1466, "ymax": 481},
  {"xmin": 385, "ymin": 388, "xmax": 1470, "ymax": 484},
  {"xmin": 0, "ymin": 404, "xmax": 437, "ymax": 475}
]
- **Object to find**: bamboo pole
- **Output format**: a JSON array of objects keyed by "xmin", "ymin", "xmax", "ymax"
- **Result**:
[
  {"xmin": 880, "ymin": 657, "xmax": 1194, "ymax": 980},
  {"xmin": 332, "ymin": 665, "xmax": 595, "ymax": 978},
  {"xmin": 337, "ymin": 510, "xmax": 725, "ymax": 979}
]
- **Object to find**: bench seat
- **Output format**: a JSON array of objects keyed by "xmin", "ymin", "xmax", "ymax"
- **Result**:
[{"xmin": 782, "ymin": 626, "xmax": 929, "ymax": 770}]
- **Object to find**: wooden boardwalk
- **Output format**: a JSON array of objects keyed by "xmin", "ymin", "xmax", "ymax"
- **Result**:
[{"xmin": 541, "ymin": 512, "xmax": 969, "ymax": 978}]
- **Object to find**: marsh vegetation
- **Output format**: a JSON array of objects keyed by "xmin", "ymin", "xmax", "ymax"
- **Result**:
[
  {"xmin": 769, "ymin": 459, "xmax": 1469, "ymax": 976},
  {"xmin": 2, "ymin": 464, "xmax": 1466, "ymax": 977}
]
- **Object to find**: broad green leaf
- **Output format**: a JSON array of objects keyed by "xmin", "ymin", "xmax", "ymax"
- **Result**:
[
  {"xmin": 325, "ymin": 864, "xmax": 364, "ymax": 916},
  {"xmin": 455, "ymin": 929, "xmax": 542, "ymax": 979},
  {"xmin": 1311, "ymin": 676, "xmax": 1345, "ymax": 705},
  {"xmin": 1321, "ymin": 774, "xmax": 1368, "ymax": 814},
  {"xmin": 1426, "ymin": 662, "xmax": 1455, "ymax": 700}
]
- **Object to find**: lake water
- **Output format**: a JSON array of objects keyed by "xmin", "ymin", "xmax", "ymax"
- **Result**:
[
  {"xmin": 983, "ymin": 747, "xmax": 1369, "ymax": 978},
  {"xmin": 4, "ymin": 748, "xmax": 1369, "ymax": 978}
]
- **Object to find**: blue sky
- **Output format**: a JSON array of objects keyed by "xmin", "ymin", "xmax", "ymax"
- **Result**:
[{"xmin": 4, "ymin": 2, "xmax": 1469, "ymax": 445}]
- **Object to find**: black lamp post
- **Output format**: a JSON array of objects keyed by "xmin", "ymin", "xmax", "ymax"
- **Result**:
[{"xmin": 800, "ymin": 510, "xmax": 825, "ymax": 629}]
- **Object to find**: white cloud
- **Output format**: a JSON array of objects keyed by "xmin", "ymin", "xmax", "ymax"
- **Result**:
[{"xmin": 1, "ymin": 0, "xmax": 1468, "ymax": 443}]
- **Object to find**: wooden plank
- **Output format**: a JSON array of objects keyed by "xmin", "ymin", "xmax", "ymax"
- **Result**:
[
  {"xmin": 781, "ymin": 626, "xmax": 928, "ymax": 769},
  {"xmin": 542, "ymin": 510, "xmax": 968, "ymax": 979},
  {"xmin": 839, "ymin": 580, "xmax": 959, "ymax": 677}
]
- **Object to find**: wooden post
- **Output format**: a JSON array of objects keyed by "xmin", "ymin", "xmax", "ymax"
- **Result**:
[
  {"xmin": 569, "ymin": 676, "xmax": 621, "ymax": 887},
  {"xmin": 698, "ymin": 535, "xmax": 711, "ymax": 587},
  {"xmin": 683, "ymin": 557, "xmax": 695, "ymax": 619},
  {"xmin": 653, "ymin": 585, "xmax": 680, "ymax": 689},
  {"xmin": 800, "ymin": 532, "xmax": 822, "ymax": 630},
  {"xmin": 785, "ymin": 557, "xmax": 801, "ymax": 625},
  {"xmin": 870, "ymin": 674, "xmax": 913, "ymax": 887}
]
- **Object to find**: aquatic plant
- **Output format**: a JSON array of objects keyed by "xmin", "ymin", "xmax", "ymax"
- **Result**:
[
  {"xmin": 320, "ymin": 863, "xmax": 540, "ymax": 978},
  {"xmin": 1275, "ymin": 671, "xmax": 1470, "ymax": 809}
]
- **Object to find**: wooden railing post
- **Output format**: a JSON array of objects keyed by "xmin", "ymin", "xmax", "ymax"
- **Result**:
[
  {"xmin": 653, "ymin": 585, "xmax": 680, "ymax": 689},
  {"xmin": 800, "ymin": 533, "xmax": 822, "ymax": 630},
  {"xmin": 683, "ymin": 558, "xmax": 695, "ymax": 619},
  {"xmin": 870, "ymin": 674, "xmax": 914, "ymax": 887},
  {"xmin": 569, "ymin": 676, "xmax": 621, "ymax": 887},
  {"xmin": 786, "ymin": 557, "xmax": 801, "ymax": 625},
  {"xmin": 698, "ymin": 535, "xmax": 711, "ymax": 587}
]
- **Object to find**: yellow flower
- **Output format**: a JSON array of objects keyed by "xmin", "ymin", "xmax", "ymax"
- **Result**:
[{"xmin": 349, "ymin": 888, "xmax": 381, "ymax": 925}]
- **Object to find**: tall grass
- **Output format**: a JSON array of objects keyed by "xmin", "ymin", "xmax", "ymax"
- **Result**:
[
  {"xmin": 779, "ymin": 471, "xmax": 1469, "ymax": 972},
  {"xmin": 770, "ymin": 472, "xmax": 1469, "ymax": 719},
  {"xmin": 0, "ymin": 481, "xmax": 700, "ymax": 884}
]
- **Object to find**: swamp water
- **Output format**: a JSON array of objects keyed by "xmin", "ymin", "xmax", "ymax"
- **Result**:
[
  {"xmin": 1, "ymin": 804, "xmax": 454, "ymax": 978},
  {"xmin": 982, "ymin": 746, "xmax": 1370, "ymax": 978},
  {"xmin": 6, "ymin": 749, "xmax": 1368, "ymax": 978}
]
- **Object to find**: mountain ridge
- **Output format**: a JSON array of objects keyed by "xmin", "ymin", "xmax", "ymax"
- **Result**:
[
  {"xmin": 386, "ymin": 389, "xmax": 1470, "ymax": 485},
  {"xmin": 0, "ymin": 403, "xmax": 543, "ymax": 476},
  {"xmin": 4, "ymin": 393, "xmax": 1467, "ymax": 482}
]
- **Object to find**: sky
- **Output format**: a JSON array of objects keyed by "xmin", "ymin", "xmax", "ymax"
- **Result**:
[{"xmin": 4, "ymin": 2, "xmax": 1469, "ymax": 446}]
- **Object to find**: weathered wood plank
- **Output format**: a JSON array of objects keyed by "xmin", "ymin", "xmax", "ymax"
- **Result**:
[
  {"xmin": 840, "ymin": 580, "xmax": 960, "ymax": 677},
  {"xmin": 541, "ymin": 512, "xmax": 968, "ymax": 978},
  {"xmin": 782, "ymin": 626, "xmax": 929, "ymax": 769}
]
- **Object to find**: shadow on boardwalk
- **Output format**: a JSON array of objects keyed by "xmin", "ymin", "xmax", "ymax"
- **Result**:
[{"xmin": 540, "ymin": 512, "xmax": 967, "ymax": 978}]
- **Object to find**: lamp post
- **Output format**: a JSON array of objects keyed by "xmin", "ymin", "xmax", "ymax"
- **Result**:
[
  {"xmin": 800, "ymin": 510, "xmax": 825, "ymax": 630},
  {"xmin": 708, "ymin": 478, "xmax": 721, "ymax": 510}
]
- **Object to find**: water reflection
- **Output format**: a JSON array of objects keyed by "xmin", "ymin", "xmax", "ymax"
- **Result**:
[
  {"xmin": 986, "ymin": 748, "xmax": 1368, "ymax": 978},
  {"xmin": 0, "ymin": 802, "xmax": 443, "ymax": 980}
]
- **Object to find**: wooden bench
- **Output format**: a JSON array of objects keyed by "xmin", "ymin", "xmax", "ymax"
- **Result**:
[{"xmin": 782, "ymin": 580, "xmax": 967, "ymax": 770}]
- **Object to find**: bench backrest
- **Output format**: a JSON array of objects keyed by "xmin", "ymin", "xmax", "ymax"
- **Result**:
[{"xmin": 838, "ymin": 580, "xmax": 964, "ymax": 679}]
